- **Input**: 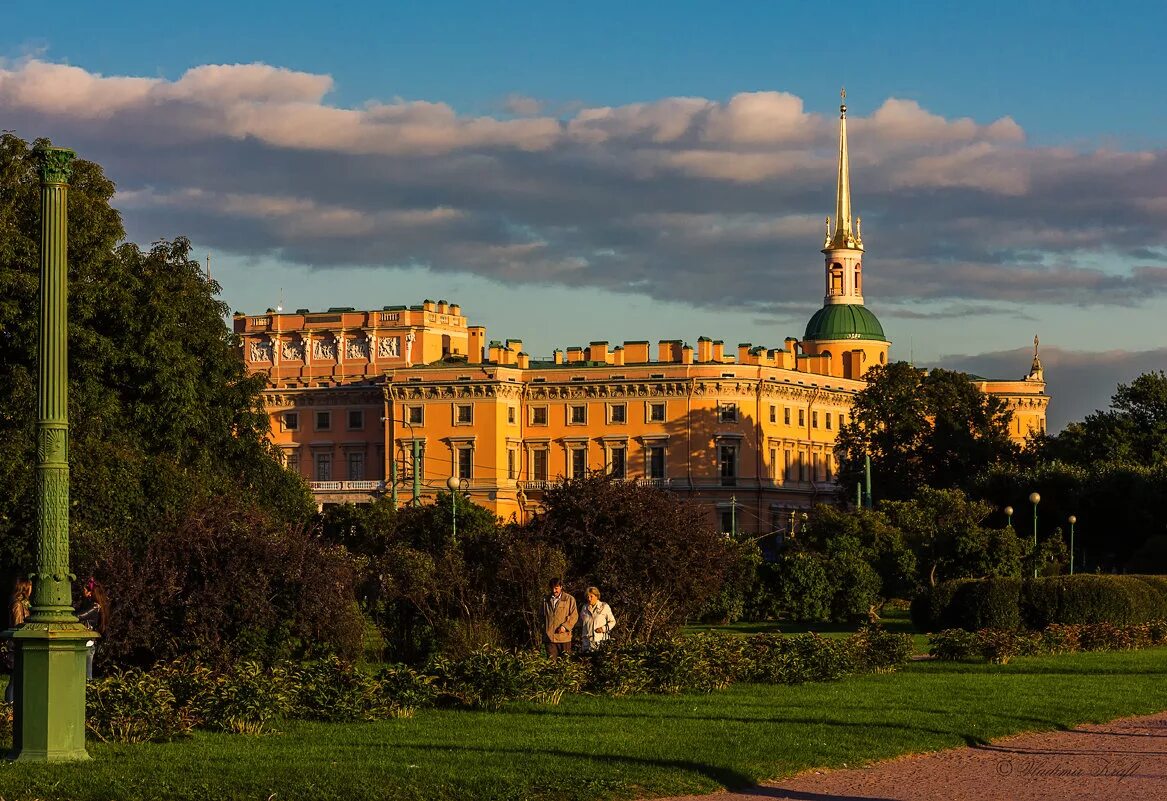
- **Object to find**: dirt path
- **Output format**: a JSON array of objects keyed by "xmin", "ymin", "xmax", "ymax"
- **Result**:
[{"xmin": 653, "ymin": 711, "xmax": 1167, "ymax": 801}]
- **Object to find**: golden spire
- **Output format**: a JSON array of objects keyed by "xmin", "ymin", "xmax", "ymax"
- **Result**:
[{"xmin": 829, "ymin": 87, "xmax": 863, "ymax": 251}]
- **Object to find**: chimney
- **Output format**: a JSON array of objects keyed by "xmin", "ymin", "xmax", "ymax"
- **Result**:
[
  {"xmin": 612, "ymin": 346, "xmax": 625, "ymax": 366},
  {"xmin": 712, "ymin": 340, "xmax": 725, "ymax": 362},
  {"xmin": 517, "ymin": 352, "xmax": 530, "ymax": 369},
  {"xmin": 588, "ymin": 341, "xmax": 609, "ymax": 363},
  {"xmin": 623, "ymin": 341, "xmax": 650, "ymax": 363},
  {"xmin": 467, "ymin": 326, "xmax": 486, "ymax": 364},
  {"xmin": 681, "ymin": 343, "xmax": 694, "ymax": 364},
  {"xmin": 697, "ymin": 336, "xmax": 712, "ymax": 363},
  {"xmin": 553, "ymin": 349, "xmax": 564, "ymax": 365}
]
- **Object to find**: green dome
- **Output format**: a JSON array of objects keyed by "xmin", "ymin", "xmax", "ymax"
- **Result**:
[{"xmin": 803, "ymin": 304, "xmax": 886, "ymax": 342}]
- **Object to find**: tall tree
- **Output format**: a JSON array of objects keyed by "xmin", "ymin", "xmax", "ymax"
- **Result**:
[
  {"xmin": 1043, "ymin": 371, "xmax": 1167, "ymax": 467},
  {"xmin": 0, "ymin": 132, "xmax": 313, "ymax": 568},
  {"xmin": 835, "ymin": 362, "xmax": 1018, "ymax": 502}
]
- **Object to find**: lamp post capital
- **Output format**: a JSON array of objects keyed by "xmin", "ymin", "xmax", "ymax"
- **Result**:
[{"xmin": 34, "ymin": 146, "xmax": 75, "ymax": 185}]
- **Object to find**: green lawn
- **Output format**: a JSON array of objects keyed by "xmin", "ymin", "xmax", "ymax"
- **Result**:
[
  {"xmin": 2, "ymin": 648, "xmax": 1166, "ymax": 801},
  {"xmin": 687, "ymin": 607, "xmax": 931, "ymax": 652}
]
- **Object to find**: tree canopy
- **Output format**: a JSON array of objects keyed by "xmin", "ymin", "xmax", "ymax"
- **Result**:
[
  {"xmin": 0, "ymin": 132, "xmax": 312, "ymax": 570},
  {"xmin": 834, "ymin": 362, "xmax": 1019, "ymax": 502}
]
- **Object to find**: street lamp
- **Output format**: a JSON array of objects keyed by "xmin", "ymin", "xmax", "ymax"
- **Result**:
[
  {"xmin": 1068, "ymin": 515, "xmax": 1077, "ymax": 575},
  {"xmin": 1003, "ymin": 505, "xmax": 1013, "ymax": 529},
  {"xmin": 446, "ymin": 475, "xmax": 470, "ymax": 542},
  {"xmin": 1029, "ymin": 492, "xmax": 1041, "ymax": 578}
]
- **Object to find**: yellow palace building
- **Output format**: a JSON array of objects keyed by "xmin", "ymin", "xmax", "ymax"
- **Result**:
[{"xmin": 235, "ymin": 96, "xmax": 1049, "ymax": 535}]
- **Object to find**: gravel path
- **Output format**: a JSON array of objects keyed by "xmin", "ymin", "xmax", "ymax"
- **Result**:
[{"xmin": 652, "ymin": 711, "xmax": 1167, "ymax": 801}]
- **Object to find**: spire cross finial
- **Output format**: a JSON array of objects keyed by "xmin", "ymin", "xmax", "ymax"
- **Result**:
[{"xmin": 840, "ymin": 86, "xmax": 847, "ymax": 116}]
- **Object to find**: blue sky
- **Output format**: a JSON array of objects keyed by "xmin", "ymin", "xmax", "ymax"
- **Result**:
[{"xmin": 4, "ymin": 1, "xmax": 1167, "ymax": 429}]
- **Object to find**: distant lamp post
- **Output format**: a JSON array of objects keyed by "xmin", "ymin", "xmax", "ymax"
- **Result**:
[
  {"xmin": 1004, "ymin": 505, "xmax": 1013, "ymax": 529},
  {"xmin": 446, "ymin": 475, "xmax": 469, "ymax": 542},
  {"xmin": 1068, "ymin": 515, "xmax": 1077, "ymax": 575},
  {"xmin": 1029, "ymin": 492, "xmax": 1041, "ymax": 578}
]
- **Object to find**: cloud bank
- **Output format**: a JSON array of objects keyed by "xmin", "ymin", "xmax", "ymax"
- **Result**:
[{"xmin": 3, "ymin": 58, "xmax": 1166, "ymax": 319}]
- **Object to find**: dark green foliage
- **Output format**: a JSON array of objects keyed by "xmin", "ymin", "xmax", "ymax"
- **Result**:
[
  {"xmin": 759, "ymin": 550, "xmax": 833, "ymax": 622},
  {"xmin": 1043, "ymin": 371, "xmax": 1167, "ymax": 467},
  {"xmin": 883, "ymin": 487, "xmax": 1023, "ymax": 586},
  {"xmin": 85, "ymin": 669, "xmax": 196, "ymax": 743},
  {"xmin": 915, "ymin": 574, "xmax": 1167, "ymax": 632},
  {"xmin": 90, "ymin": 494, "xmax": 365, "ymax": 667},
  {"xmin": 835, "ymin": 363, "xmax": 1019, "ymax": 502},
  {"xmin": 930, "ymin": 620, "xmax": 1167, "ymax": 663},
  {"xmin": 529, "ymin": 474, "xmax": 745, "ymax": 642},
  {"xmin": 1021, "ymin": 574, "xmax": 1167, "ymax": 628},
  {"xmin": 73, "ymin": 629, "xmax": 914, "ymax": 743}
]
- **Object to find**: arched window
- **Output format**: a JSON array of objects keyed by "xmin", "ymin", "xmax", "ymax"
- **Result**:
[{"xmin": 854, "ymin": 264, "xmax": 862, "ymax": 294}]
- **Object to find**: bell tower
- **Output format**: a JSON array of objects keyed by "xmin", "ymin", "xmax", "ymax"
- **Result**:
[
  {"xmin": 822, "ymin": 88, "xmax": 865, "ymax": 306},
  {"xmin": 801, "ymin": 90, "xmax": 890, "ymax": 379}
]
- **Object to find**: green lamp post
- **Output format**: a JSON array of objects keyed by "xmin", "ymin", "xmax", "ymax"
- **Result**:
[
  {"xmin": 1029, "ymin": 492, "xmax": 1041, "ymax": 579},
  {"xmin": 1068, "ymin": 515, "xmax": 1077, "ymax": 575},
  {"xmin": 6, "ymin": 146, "xmax": 94, "ymax": 762}
]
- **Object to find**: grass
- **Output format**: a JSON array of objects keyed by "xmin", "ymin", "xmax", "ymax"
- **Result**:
[
  {"xmin": 2, "ymin": 647, "xmax": 1166, "ymax": 801},
  {"xmin": 687, "ymin": 607, "xmax": 931, "ymax": 652}
]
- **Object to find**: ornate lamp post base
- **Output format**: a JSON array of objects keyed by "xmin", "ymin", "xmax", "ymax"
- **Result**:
[{"xmin": 8, "ymin": 624, "xmax": 92, "ymax": 762}]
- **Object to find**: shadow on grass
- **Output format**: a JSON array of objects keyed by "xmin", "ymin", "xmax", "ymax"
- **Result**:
[
  {"xmin": 508, "ymin": 706, "xmax": 993, "ymax": 747},
  {"xmin": 396, "ymin": 742, "xmax": 758, "ymax": 791}
]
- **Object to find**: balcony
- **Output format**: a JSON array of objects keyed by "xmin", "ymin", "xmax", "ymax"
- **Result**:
[{"xmin": 309, "ymin": 480, "xmax": 386, "ymax": 492}]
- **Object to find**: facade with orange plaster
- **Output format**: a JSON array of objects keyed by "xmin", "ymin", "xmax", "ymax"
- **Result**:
[{"xmin": 234, "ymin": 95, "xmax": 1048, "ymax": 536}]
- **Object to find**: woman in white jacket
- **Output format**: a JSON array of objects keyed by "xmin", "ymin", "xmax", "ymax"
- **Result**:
[{"xmin": 580, "ymin": 586, "xmax": 616, "ymax": 652}]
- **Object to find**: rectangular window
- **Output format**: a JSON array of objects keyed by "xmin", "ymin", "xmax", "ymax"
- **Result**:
[
  {"xmin": 455, "ymin": 404, "xmax": 473, "ymax": 425},
  {"xmin": 507, "ymin": 448, "xmax": 517, "ymax": 480},
  {"xmin": 569, "ymin": 404, "xmax": 587, "ymax": 424},
  {"xmin": 571, "ymin": 448, "xmax": 587, "ymax": 478},
  {"xmin": 719, "ymin": 404, "xmax": 738, "ymax": 423},
  {"xmin": 456, "ymin": 448, "xmax": 473, "ymax": 480},
  {"xmin": 826, "ymin": 453, "xmax": 834, "ymax": 480},
  {"xmin": 784, "ymin": 407, "xmax": 791, "ymax": 425},
  {"xmin": 533, "ymin": 449, "xmax": 549, "ymax": 481},
  {"xmin": 798, "ymin": 409, "xmax": 805, "ymax": 427},
  {"xmin": 648, "ymin": 402, "xmax": 666, "ymax": 422},
  {"xmin": 407, "ymin": 405, "xmax": 423, "ymax": 425},
  {"xmin": 315, "ymin": 411, "xmax": 331, "ymax": 431},
  {"xmin": 348, "ymin": 410, "xmax": 364, "ymax": 430},
  {"xmin": 507, "ymin": 406, "xmax": 516, "ymax": 424},
  {"xmin": 283, "ymin": 450, "xmax": 298, "ymax": 472},
  {"xmin": 719, "ymin": 445, "xmax": 737, "ymax": 487},
  {"xmin": 785, "ymin": 449, "xmax": 794, "ymax": 481},
  {"xmin": 769, "ymin": 405, "xmax": 776, "ymax": 423},
  {"xmin": 531, "ymin": 406, "xmax": 548, "ymax": 426},
  {"xmin": 609, "ymin": 447, "xmax": 626, "ymax": 478},
  {"xmin": 348, "ymin": 452, "xmax": 365, "ymax": 480},
  {"xmin": 608, "ymin": 403, "xmax": 626, "ymax": 424},
  {"xmin": 826, "ymin": 412, "xmax": 832, "ymax": 430},
  {"xmin": 799, "ymin": 452, "xmax": 808, "ymax": 482},
  {"xmin": 315, "ymin": 453, "xmax": 331, "ymax": 481},
  {"xmin": 812, "ymin": 411, "xmax": 819, "ymax": 429},
  {"xmin": 648, "ymin": 446, "xmax": 665, "ymax": 479},
  {"xmin": 839, "ymin": 413, "xmax": 845, "ymax": 429},
  {"xmin": 283, "ymin": 412, "xmax": 299, "ymax": 431},
  {"xmin": 770, "ymin": 447, "xmax": 778, "ymax": 479}
]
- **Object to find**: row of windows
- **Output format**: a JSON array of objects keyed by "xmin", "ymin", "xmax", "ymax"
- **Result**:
[
  {"xmin": 298, "ymin": 443, "xmax": 831, "ymax": 486},
  {"xmin": 283, "ymin": 409, "xmax": 367, "ymax": 432},
  {"xmin": 282, "ymin": 403, "xmax": 844, "ymax": 433},
  {"xmin": 766, "ymin": 405, "xmax": 846, "ymax": 430}
]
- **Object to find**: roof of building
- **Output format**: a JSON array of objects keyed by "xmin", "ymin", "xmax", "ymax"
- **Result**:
[{"xmin": 803, "ymin": 304, "xmax": 887, "ymax": 342}]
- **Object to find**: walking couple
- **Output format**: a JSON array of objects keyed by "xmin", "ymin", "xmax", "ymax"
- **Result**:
[{"xmin": 542, "ymin": 577, "xmax": 616, "ymax": 658}]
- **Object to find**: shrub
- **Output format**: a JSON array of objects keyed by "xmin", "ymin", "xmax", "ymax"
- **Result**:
[
  {"xmin": 1022, "ymin": 575, "xmax": 1167, "ymax": 628},
  {"xmin": 373, "ymin": 663, "xmax": 436, "ymax": 717},
  {"xmin": 852, "ymin": 626, "xmax": 914, "ymax": 673},
  {"xmin": 929, "ymin": 629, "xmax": 980, "ymax": 661},
  {"xmin": 284, "ymin": 656, "xmax": 390, "ymax": 722},
  {"xmin": 86, "ymin": 669, "xmax": 195, "ymax": 743},
  {"xmin": 910, "ymin": 579, "xmax": 967, "ymax": 633},
  {"xmin": 199, "ymin": 661, "xmax": 294, "ymax": 734},
  {"xmin": 427, "ymin": 646, "xmax": 582, "ymax": 710}
]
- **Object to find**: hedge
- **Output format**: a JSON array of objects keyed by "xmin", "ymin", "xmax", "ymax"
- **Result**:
[
  {"xmin": 74, "ymin": 628, "xmax": 913, "ymax": 743},
  {"xmin": 929, "ymin": 620, "xmax": 1167, "ymax": 664},
  {"xmin": 912, "ymin": 574, "xmax": 1167, "ymax": 632}
]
